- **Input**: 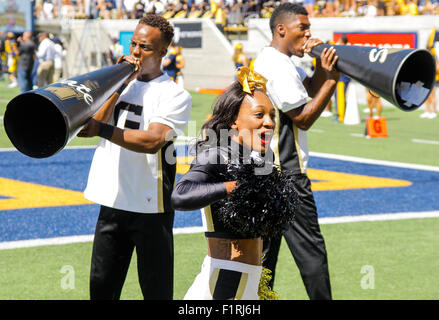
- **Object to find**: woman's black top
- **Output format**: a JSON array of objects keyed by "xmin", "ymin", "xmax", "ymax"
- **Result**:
[{"xmin": 171, "ymin": 140, "xmax": 260, "ymax": 239}]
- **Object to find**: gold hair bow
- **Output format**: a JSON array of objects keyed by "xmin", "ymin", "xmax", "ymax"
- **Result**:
[{"xmin": 236, "ymin": 67, "xmax": 267, "ymax": 94}]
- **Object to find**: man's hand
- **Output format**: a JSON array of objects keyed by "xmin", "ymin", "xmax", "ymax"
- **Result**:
[
  {"xmin": 303, "ymin": 38, "xmax": 324, "ymax": 54},
  {"xmin": 319, "ymin": 46, "xmax": 340, "ymax": 82},
  {"xmin": 77, "ymin": 118, "xmax": 101, "ymax": 138},
  {"xmin": 117, "ymin": 54, "xmax": 140, "ymax": 84}
]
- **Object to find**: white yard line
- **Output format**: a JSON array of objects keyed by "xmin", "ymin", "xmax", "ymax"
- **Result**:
[
  {"xmin": 411, "ymin": 138, "xmax": 439, "ymax": 145},
  {"xmin": 0, "ymin": 226, "xmax": 205, "ymax": 250},
  {"xmin": 350, "ymin": 133, "xmax": 365, "ymax": 138},
  {"xmin": 1, "ymin": 212, "xmax": 439, "ymax": 251},
  {"xmin": 318, "ymin": 211, "xmax": 439, "ymax": 224},
  {"xmin": 1, "ymin": 144, "xmax": 439, "ymax": 250},
  {"xmin": 309, "ymin": 151, "xmax": 439, "ymax": 172}
]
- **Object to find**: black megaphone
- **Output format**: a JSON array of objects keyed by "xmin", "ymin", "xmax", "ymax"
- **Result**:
[
  {"xmin": 3, "ymin": 62, "xmax": 135, "ymax": 158},
  {"xmin": 310, "ymin": 44, "xmax": 436, "ymax": 111}
]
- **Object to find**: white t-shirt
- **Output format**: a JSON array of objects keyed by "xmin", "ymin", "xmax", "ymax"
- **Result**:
[
  {"xmin": 253, "ymin": 46, "xmax": 310, "ymax": 172},
  {"xmin": 37, "ymin": 38, "xmax": 55, "ymax": 62},
  {"xmin": 54, "ymin": 43, "xmax": 65, "ymax": 70},
  {"xmin": 84, "ymin": 73, "xmax": 192, "ymax": 213}
]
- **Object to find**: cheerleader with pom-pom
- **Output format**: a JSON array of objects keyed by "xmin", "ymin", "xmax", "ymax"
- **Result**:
[{"xmin": 171, "ymin": 68, "xmax": 299, "ymax": 300}]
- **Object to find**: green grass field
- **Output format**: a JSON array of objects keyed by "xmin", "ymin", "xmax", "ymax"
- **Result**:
[
  {"xmin": 1, "ymin": 218, "xmax": 439, "ymax": 300},
  {"xmin": 1, "ymin": 78, "xmax": 439, "ymax": 300}
]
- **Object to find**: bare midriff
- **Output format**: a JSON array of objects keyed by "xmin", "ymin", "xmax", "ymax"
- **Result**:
[{"xmin": 206, "ymin": 237, "xmax": 262, "ymax": 266}]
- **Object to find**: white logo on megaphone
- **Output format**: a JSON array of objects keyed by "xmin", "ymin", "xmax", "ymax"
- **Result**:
[{"xmin": 369, "ymin": 48, "xmax": 388, "ymax": 63}]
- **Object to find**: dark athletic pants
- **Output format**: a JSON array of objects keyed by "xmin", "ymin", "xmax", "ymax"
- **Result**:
[
  {"xmin": 262, "ymin": 173, "xmax": 332, "ymax": 300},
  {"xmin": 89, "ymin": 205, "xmax": 174, "ymax": 300}
]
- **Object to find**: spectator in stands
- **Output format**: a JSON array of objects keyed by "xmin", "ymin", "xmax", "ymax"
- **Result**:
[
  {"xmin": 43, "ymin": 0, "xmax": 55, "ymax": 19},
  {"xmin": 123, "ymin": 0, "xmax": 136, "ymax": 17},
  {"xmin": 174, "ymin": 3, "xmax": 190, "ymax": 18},
  {"xmin": 214, "ymin": 2, "xmax": 227, "ymax": 33},
  {"xmin": 35, "ymin": 0, "xmax": 44, "ymax": 19},
  {"xmin": 133, "ymin": 0, "xmax": 146, "ymax": 18},
  {"xmin": 74, "ymin": 0, "xmax": 87, "ymax": 18},
  {"xmin": 303, "ymin": 0, "xmax": 316, "ymax": 17},
  {"xmin": 29, "ymin": 0, "xmax": 439, "ymax": 19},
  {"xmin": 341, "ymin": 0, "xmax": 356, "ymax": 15},
  {"xmin": 261, "ymin": 1, "xmax": 275, "ymax": 18},
  {"xmin": 377, "ymin": 0, "xmax": 386, "ymax": 15},
  {"xmin": 114, "ymin": 0, "xmax": 125, "ymax": 18},
  {"xmin": 227, "ymin": 0, "xmax": 244, "ymax": 25},
  {"xmin": 420, "ymin": 0, "xmax": 439, "ymax": 14},
  {"xmin": 399, "ymin": 0, "xmax": 419, "ymax": 14},
  {"xmin": 17, "ymin": 31, "xmax": 36, "ymax": 92},
  {"xmin": 242, "ymin": 0, "xmax": 261, "ymax": 18},
  {"xmin": 322, "ymin": 0, "xmax": 340, "ymax": 17},
  {"xmin": 364, "ymin": 0, "xmax": 379, "ymax": 16},
  {"xmin": 90, "ymin": 0, "xmax": 100, "ymax": 18},
  {"xmin": 154, "ymin": 0, "xmax": 167, "ymax": 15},
  {"xmin": 100, "ymin": 0, "xmax": 117, "ymax": 18},
  {"xmin": 60, "ymin": 0, "xmax": 74, "ymax": 19},
  {"xmin": 187, "ymin": 2, "xmax": 204, "ymax": 18}
]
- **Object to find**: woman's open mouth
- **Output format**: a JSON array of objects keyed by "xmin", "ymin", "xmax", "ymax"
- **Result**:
[{"xmin": 258, "ymin": 130, "xmax": 273, "ymax": 145}]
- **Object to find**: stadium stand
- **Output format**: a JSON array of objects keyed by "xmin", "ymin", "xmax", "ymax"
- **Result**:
[{"xmin": 34, "ymin": 0, "xmax": 439, "ymax": 24}]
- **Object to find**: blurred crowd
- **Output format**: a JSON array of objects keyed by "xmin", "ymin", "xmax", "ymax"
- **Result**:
[
  {"xmin": 34, "ymin": 0, "xmax": 439, "ymax": 25},
  {"xmin": 0, "ymin": 31, "xmax": 66, "ymax": 92}
]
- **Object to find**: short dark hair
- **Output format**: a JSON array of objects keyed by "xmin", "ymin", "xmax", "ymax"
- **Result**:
[
  {"xmin": 269, "ymin": 3, "xmax": 308, "ymax": 34},
  {"xmin": 138, "ymin": 14, "xmax": 174, "ymax": 48}
]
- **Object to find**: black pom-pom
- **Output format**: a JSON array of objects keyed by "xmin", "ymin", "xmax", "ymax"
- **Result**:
[{"xmin": 216, "ymin": 161, "xmax": 300, "ymax": 238}]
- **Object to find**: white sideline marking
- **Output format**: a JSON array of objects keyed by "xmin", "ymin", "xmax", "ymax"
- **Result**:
[
  {"xmin": 350, "ymin": 133, "xmax": 365, "ymax": 138},
  {"xmin": 1, "ymin": 146, "xmax": 439, "ymax": 250},
  {"xmin": 318, "ymin": 211, "xmax": 439, "ymax": 224},
  {"xmin": 309, "ymin": 151, "xmax": 439, "ymax": 172},
  {"xmin": 310, "ymin": 129, "xmax": 325, "ymax": 133},
  {"xmin": 411, "ymin": 139, "xmax": 439, "ymax": 145},
  {"xmin": 1, "ymin": 213, "xmax": 438, "ymax": 251},
  {"xmin": 0, "ymin": 227, "xmax": 205, "ymax": 250}
]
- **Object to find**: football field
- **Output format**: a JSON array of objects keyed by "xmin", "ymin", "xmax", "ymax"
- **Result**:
[{"xmin": 1, "ymin": 79, "xmax": 439, "ymax": 300}]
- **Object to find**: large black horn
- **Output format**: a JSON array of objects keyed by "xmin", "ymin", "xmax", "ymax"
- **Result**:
[
  {"xmin": 3, "ymin": 62, "xmax": 135, "ymax": 158},
  {"xmin": 310, "ymin": 44, "xmax": 436, "ymax": 111}
]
